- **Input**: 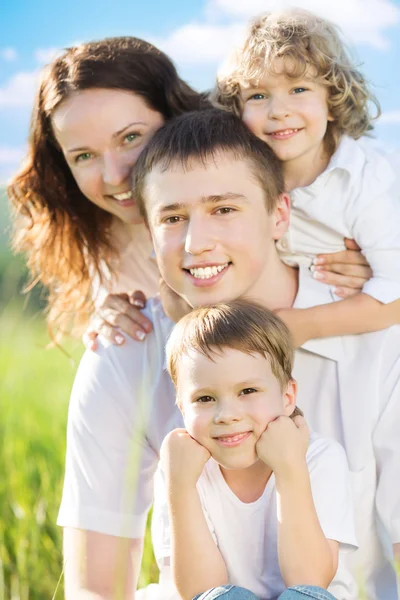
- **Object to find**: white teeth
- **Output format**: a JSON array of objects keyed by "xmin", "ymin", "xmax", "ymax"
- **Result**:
[
  {"xmin": 219, "ymin": 433, "xmax": 247, "ymax": 442},
  {"xmin": 271, "ymin": 128, "xmax": 298, "ymax": 137},
  {"xmin": 112, "ymin": 191, "xmax": 132, "ymax": 201},
  {"xmin": 189, "ymin": 263, "xmax": 229, "ymax": 279}
]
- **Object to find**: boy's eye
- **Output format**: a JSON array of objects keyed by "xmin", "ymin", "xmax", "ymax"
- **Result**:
[
  {"xmin": 124, "ymin": 132, "xmax": 139, "ymax": 143},
  {"xmin": 164, "ymin": 215, "xmax": 182, "ymax": 224},
  {"xmin": 248, "ymin": 93, "xmax": 266, "ymax": 101},
  {"xmin": 196, "ymin": 395, "xmax": 214, "ymax": 403},
  {"xmin": 293, "ymin": 87, "xmax": 308, "ymax": 94},
  {"xmin": 75, "ymin": 152, "xmax": 92, "ymax": 163},
  {"xmin": 240, "ymin": 388, "xmax": 257, "ymax": 396}
]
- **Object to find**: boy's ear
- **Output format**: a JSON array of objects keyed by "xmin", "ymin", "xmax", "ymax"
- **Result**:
[
  {"xmin": 272, "ymin": 193, "xmax": 290, "ymax": 241},
  {"xmin": 283, "ymin": 378, "xmax": 297, "ymax": 417}
]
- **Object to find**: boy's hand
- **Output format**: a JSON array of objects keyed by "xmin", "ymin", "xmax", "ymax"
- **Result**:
[
  {"xmin": 160, "ymin": 428, "xmax": 211, "ymax": 489},
  {"xmin": 256, "ymin": 415, "xmax": 309, "ymax": 476}
]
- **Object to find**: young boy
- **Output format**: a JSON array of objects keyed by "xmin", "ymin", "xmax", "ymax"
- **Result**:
[
  {"xmin": 215, "ymin": 8, "xmax": 400, "ymax": 346},
  {"xmin": 154, "ymin": 299, "xmax": 357, "ymax": 600}
]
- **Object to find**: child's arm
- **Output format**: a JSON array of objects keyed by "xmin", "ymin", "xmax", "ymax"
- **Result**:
[
  {"xmin": 256, "ymin": 417, "xmax": 338, "ymax": 588},
  {"xmin": 160, "ymin": 429, "xmax": 228, "ymax": 600},
  {"xmin": 277, "ymin": 295, "xmax": 400, "ymax": 347}
]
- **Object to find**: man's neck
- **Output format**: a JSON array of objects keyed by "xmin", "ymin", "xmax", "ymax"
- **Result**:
[
  {"xmin": 220, "ymin": 460, "xmax": 272, "ymax": 503},
  {"xmin": 247, "ymin": 252, "xmax": 299, "ymax": 312}
]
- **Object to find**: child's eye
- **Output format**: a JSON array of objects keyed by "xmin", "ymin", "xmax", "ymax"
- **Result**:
[
  {"xmin": 196, "ymin": 395, "xmax": 215, "ymax": 403},
  {"xmin": 248, "ymin": 93, "xmax": 266, "ymax": 101},
  {"xmin": 124, "ymin": 132, "xmax": 139, "ymax": 143},
  {"xmin": 163, "ymin": 215, "xmax": 183, "ymax": 224},
  {"xmin": 293, "ymin": 87, "xmax": 308, "ymax": 94},
  {"xmin": 75, "ymin": 152, "xmax": 93, "ymax": 163},
  {"xmin": 240, "ymin": 388, "xmax": 257, "ymax": 396}
]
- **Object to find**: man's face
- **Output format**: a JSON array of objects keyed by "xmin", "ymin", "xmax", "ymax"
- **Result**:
[
  {"xmin": 145, "ymin": 152, "xmax": 289, "ymax": 308},
  {"xmin": 176, "ymin": 347, "xmax": 296, "ymax": 471}
]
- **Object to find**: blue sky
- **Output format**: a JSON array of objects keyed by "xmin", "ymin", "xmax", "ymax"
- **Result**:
[{"xmin": 1, "ymin": 0, "xmax": 400, "ymax": 183}]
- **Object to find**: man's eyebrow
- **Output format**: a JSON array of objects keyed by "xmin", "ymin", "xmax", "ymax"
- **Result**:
[
  {"xmin": 66, "ymin": 121, "xmax": 146, "ymax": 153},
  {"xmin": 157, "ymin": 193, "xmax": 248, "ymax": 214}
]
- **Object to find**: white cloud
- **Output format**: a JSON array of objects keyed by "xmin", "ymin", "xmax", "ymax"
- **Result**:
[
  {"xmin": 1, "ymin": 48, "xmax": 17, "ymax": 62},
  {"xmin": 150, "ymin": 22, "xmax": 245, "ymax": 65},
  {"xmin": 0, "ymin": 146, "xmax": 25, "ymax": 164},
  {"xmin": 35, "ymin": 47, "xmax": 62, "ymax": 64},
  {"xmin": 0, "ymin": 70, "xmax": 39, "ymax": 108},
  {"xmin": 379, "ymin": 110, "xmax": 400, "ymax": 124},
  {"xmin": 206, "ymin": 0, "xmax": 400, "ymax": 49}
]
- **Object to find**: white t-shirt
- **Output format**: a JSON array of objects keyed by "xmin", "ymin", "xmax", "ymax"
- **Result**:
[
  {"xmin": 276, "ymin": 135, "xmax": 400, "ymax": 304},
  {"xmin": 151, "ymin": 433, "xmax": 357, "ymax": 600},
  {"xmin": 57, "ymin": 269, "xmax": 400, "ymax": 600}
]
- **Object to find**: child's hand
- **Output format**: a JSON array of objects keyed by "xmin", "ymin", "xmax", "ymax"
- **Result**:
[
  {"xmin": 256, "ymin": 415, "xmax": 309, "ymax": 477},
  {"xmin": 160, "ymin": 428, "xmax": 211, "ymax": 489}
]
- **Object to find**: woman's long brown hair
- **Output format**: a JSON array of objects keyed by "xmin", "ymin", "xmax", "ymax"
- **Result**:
[{"xmin": 8, "ymin": 37, "xmax": 205, "ymax": 340}]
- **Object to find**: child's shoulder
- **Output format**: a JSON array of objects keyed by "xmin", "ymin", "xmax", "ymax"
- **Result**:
[{"xmin": 306, "ymin": 432, "xmax": 348, "ymax": 472}]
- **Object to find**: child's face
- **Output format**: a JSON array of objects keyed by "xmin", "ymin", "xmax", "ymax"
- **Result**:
[
  {"xmin": 176, "ymin": 346, "xmax": 296, "ymax": 471},
  {"xmin": 145, "ymin": 151, "xmax": 289, "ymax": 309},
  {"xmin": 240, "ymin": 59, "xmax": 333, "ymax": 171}
]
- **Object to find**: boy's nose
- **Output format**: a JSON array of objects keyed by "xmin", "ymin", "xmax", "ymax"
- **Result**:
[
  {"xmin": 184, "ymin": 218, "xmax": 216, "ymax": 255},
  {"xmin": 268, "ymin": 97, "xmax": 291, "ymax": 120}
]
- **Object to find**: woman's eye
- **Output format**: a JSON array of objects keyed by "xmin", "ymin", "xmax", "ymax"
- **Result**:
[
  {"xmin": 293, "ymin": 87, "xmax": 307, "ymax": 94},
  {"xmin": 75, "ymin": 152, "xmax": 92, "ymax": 163},
  {"xmin": 240, "ymin": 388, "xmax": 257, "ymax": 396},
  {"xmin": 124, "ymin": 133, "xmax": 139, "ymax": 143},
  {"xmin": 196, "ymin": 396, "xmax": 214, "ymax": 403}
]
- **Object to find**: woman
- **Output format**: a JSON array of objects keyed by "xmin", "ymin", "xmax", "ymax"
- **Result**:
[
  {"xmin": 8, "ymin": 36, "xmax": 205, "ymax": 343},
  {"xmin": 8, "ymin": 37, "xmax": 370, "ymax": 347}
]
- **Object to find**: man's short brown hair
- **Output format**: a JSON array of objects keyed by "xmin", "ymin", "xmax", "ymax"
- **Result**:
[{"xmin": 132, "ymin": 108, "xmax": 285, "ymax": 224}]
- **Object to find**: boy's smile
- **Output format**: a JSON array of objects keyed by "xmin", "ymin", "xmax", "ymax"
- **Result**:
[
  {"xmin": 144, "ymin": 151, "xmax": 291, "ymax": 309},
  {"xmin": 176, "ymin": 347, "xmax": 297, "ymax": 472}
]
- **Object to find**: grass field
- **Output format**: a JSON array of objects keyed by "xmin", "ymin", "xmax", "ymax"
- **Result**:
[{"xmin": 0, "ymin": 304, "xmax": 158, "ymax": 599}]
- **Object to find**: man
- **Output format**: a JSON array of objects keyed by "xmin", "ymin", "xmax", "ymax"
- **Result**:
[{"xmin": 58, "ymin": 109, "xmax": 400, "ymax": 600}]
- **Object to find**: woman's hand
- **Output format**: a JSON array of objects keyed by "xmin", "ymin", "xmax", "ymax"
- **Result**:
[
  {"xmin": 312, "ymin": 238, "xmax": 372, "ymax": 297},
  {"xmin": 84, "ymin": 290, "xmax": 153, "ymax": 350}
]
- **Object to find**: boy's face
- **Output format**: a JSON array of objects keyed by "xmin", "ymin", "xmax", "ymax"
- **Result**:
[
  {"xmin": 176, "ymin": 347, "xmax": 296, "ymax": 471},
  {"xmin": 145, "ymin": 151, "xmax": 289, "ymax": 308},
  {"xmin": 240, "ymin": 59, "xmax": 333, "ymax": 168}
]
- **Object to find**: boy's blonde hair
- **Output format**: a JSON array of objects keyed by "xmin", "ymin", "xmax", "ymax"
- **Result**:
[
  {"xmin": 167, "ymin": 299, "xmax": 294, "ymax": 391},
  {"xmin": 215, "ymin": 9, "xmax": 381, "ymax": 156}
]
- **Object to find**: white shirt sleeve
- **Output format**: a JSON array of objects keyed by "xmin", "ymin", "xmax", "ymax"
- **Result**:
[
  {"xmin": 57, "ymin": 335, "xmax": 159, "ymax": 539},
  {"xmin": 351, "ymin": 162, "xmax": 400, "ymax": 304},
  {"xmin": 307, "ymin": 435, "xmax": 358, "ymax": 552},
  {"xmin": 373, "ymin": 327, "xmax": 400, "ymax": 543}
]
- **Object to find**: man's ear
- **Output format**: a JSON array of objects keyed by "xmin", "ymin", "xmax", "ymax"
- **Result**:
[
  {"xmin": 283, "ymin": 378, "xmax": 297, "ymax": 417},
  {"xmin": 272, "ymin": 193, "xmax": 290, "ymax": 241}
]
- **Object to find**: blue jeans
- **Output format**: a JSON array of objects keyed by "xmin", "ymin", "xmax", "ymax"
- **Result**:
[{"xmin": 193, "ymin": 585, "xmax": 337, "ymax": 600}]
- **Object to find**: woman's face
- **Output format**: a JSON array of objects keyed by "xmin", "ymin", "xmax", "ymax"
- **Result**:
[{"xmin": 52, "ymin": 88, "xmax": 165, "ymax": 225}]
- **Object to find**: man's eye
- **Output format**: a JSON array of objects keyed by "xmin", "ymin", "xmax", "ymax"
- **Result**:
[
  {"xmin": 75, "ymin": 152, "xmax": 92, "ymax": 163},
  {"xmin": 215, "ymin": 207, "xmax": 235, "ymax": 215},
  {"xmin": 196, "ymin": 396, "xmax": 214, "ymax": 403},
  {"xmin": 240, "ymin": 388, "xmax": 257, "ymax": 396}
]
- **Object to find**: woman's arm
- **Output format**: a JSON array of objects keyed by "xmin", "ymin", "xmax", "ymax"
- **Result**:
[
  {"xmin": 277, "ymin": 295, "xmax": 400, "ymax": 347},
  {"xmin": 161, "ymin": 430, "xmax": 227, "ymax": 600}
]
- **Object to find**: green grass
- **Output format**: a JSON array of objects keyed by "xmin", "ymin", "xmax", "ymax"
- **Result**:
[{"xmin": 0, "ymin": 305, "xmax": 158, "ymax": 599}]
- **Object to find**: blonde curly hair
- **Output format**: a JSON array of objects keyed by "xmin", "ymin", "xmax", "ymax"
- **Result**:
[{"xmin": 215, "ymin": 9, "xmax": 380, "ymax": 156}]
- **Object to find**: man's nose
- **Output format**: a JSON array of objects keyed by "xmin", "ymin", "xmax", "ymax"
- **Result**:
[
  {"xmin": 102, "ymin": 152, "xmax": 131, "ymax": 187},
  {"xmin": 184, "ymin": 216, "xmax": 216, "ymax": 255}
]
